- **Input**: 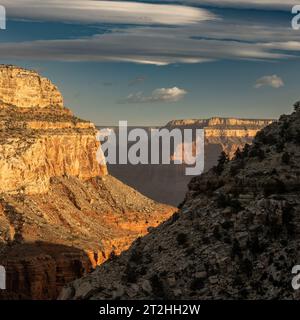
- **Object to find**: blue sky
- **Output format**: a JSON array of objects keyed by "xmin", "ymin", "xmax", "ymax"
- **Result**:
[{"xmin": 0, "ymin": 0, "xmax": 299, "ymax": 125}]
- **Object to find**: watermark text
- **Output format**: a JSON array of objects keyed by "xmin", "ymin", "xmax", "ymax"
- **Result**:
[
  {"xmin": 0, "ymin": 5, "xmax": 6, "ymax": 30},
  {"xmin": 96, "ymin": 121, "xmax": 205, "ymax": 176},
  {"xmin": 292, "ymin": 5, "xmax": 300, "ymax": 30},
  {"xmin": 0, "ymin": 265, "xmax": 5, "ymax": 290}
]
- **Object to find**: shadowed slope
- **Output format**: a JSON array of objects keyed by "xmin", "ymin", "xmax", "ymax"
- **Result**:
[{"xmin": 61, "ymin": 106, "xmax": 300, "ymax": 300}]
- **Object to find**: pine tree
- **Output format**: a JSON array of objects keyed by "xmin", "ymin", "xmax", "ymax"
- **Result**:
[
  {"xmin": 294, "ymin": 101, "xmax": 300, "ymax": 112},
  {"xmin": 234, "ymin": 147, "xmax": 242, "ymax": 159},
  {"xmin": 281, "ymin": 152, "xmax": 290, "ymax": 165},
  {"xmin": 214, "ymin": 151, "xmax": 229, "ymax": 174}
]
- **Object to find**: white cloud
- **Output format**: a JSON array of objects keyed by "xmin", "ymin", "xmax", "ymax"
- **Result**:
[
  {"xmin": 121, "ymin": 87, "xmax": 188, "ymax": 103},
  {"xmin": 0, "ymin": 1, "xmax": 298, "ymax": 65},
  {"xmin": 1, "ymin": 0, "xmax": 217, "ymax": 25},
  {"xmin": 0, "ymin": 29, "xmax": 293, "ymax": 65},
  {"xmin": 159, "ymin": 0, "xmax": 297, "ymax": 10},
  {"xmin": 254, "ymin": 75, "xmax": 284, "ymax": 88}
]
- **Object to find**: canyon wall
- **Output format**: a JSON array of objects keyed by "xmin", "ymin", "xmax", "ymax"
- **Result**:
[
  {"xmin": 167, "ymin": 117, "xmax": 274, "ymax": 159},
  {"xmin": 0, "ymin": 65, "xmax": 174, "ymax": 299},
  {"xmin": 0, "ymin": 65, "xmax": 63, "ymax": 108},
  {"xmin": 167, "ymin": 117, "xmax": 273, "ymax": 128},
  {"xmin": 0, "ymin": 67, "xmax": 107, "ymax": 195}
]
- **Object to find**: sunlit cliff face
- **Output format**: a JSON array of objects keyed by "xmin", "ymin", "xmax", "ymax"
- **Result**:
[
  {"xmin": 0, "ymin": 65, "xmax": 107, "ymax": 195},
  {"xmin": 0, "ymin": 65, "xmax": 174, "ymax": 300},
  {"xmin": 0, "ymin": 65, "xmax": 63, "ymax": 109}
]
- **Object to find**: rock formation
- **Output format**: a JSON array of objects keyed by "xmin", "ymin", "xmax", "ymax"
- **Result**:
[
  {"xmin": 0, "ymin": 65, "xmax": 63, "ymax": 109},
  {"xmin": 167, "ymin": 117, "xmax": 273, "ymax": 128},
  {"xmin": 0, "ymin": 65, "xmax": 174, "ymax": 299},
  {"xmin": 166, "ymin": 117, "xmax": 274, "ymax": 159},
  {"xmin": 61, "ymin": 104, "xmax": 300, "ymax": 300}
]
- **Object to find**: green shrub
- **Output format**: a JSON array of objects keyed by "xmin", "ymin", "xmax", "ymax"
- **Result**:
[
  {"xmin": 263, "ymin": 179, "xmax": 286, "ymax": 196},
  {"xmin": 281, "ymin": 152, "xmax": 290, "ymax": 165},
  {"xmin": 176, "ymin": 233, "xmax": 188, "ymax": 246},
  {"xmin": 190, "ymin": 278, "xmax": 205, "ymax": 291},
  {"xmin": 150, "ymin": 274, "xmax": 166, "ymax": 298},
  {"xmin": 214, "ymin": 151, "xmax": 229, "ymax": 175}
]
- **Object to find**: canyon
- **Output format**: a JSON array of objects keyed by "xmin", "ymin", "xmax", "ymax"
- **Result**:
[
  {"xmin": 0, "ymin": 65, "xmax": 174, "ymax": 299},
  {"xmin": 104, "ymin": 117, "xmax": 273, "ymax": 206},
  {"xmin": 61, "ymin": 103, "xmax": 300, "ymax": 300}
]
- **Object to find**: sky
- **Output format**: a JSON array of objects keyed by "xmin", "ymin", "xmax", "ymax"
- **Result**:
[{"xmin": 0, "ymin": 0, "xmax": 299, "ymax": 125}]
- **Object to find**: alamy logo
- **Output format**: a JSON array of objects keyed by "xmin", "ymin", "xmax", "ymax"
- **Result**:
[
  {"xmin": 292, "ymin": 265, "xmax": 300, "ymax": 290},
  {"xmin": 96, "ymin": 121, "xmax": 205, "ymax": 176},
  {"xmin": 292, "ymin": 5, "xmax": 300, "ymax": 30},
  {"xmin": 0, "ymin": 265, "xmax": 5, "ymax": 290},
  {"xmin": 0, "ymin": 5, "xmax": 6, "ymax": 30}
]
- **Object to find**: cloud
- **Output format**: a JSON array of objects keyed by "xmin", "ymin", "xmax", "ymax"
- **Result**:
[
  {"xmin": 121, "ymin": 87, "xmax": 188, "ymax": 103},
  {"xmin": 155, "ymin": 0, "xmax": 297, "ymax": 10},
  {"xmin": 0, "ymin": 29, "xmax": 293, "ymax": 65},
  {"xmin": 0, "ymin": 2, "xmax": 299, "ymax": 65},
  {"xmin": 2, "ymin": 0, "xmax": 217, "ymax": 25},
  {"xmin": 254, "ymin": 75, "xmax": 284, "ymax": 88}
]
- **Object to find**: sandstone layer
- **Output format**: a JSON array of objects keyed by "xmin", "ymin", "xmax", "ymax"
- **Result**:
[
  {"xmin": 166, "ymin": 116, "xmax": 274, "ymax": 159},
  {"xmin": 61, "ymin": 105, "xmax": 300, "ymax": 300},
  {"xmin": 0, "ymin": 65, "xmax": 63, "ymax": 109},
  {"xmin": 0, "ymin": 65, "xmax": 174, "ymax": 299},
  {"xmin": 166, "ymin": 117, "xmax": 273, "ymax": 128}
]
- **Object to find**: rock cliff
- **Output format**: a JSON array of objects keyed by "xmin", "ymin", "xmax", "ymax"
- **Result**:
[
  {"xmin": 0, "ymin": 65, "xmax": 63, "ymax": 109},
  {"xmin": 167, "ymin": 116, "xmax": 274, "ymax": 159},
  {"xmin": 61, "ymin": 104, "xmax": 300, "ymax": 300},
  {"xmin": 0, "ymin": 65, "xmax": 174, "ymax": 299},
  {"xmin": 167, "ymin": 117, "xmax": 273, "ymax": 128}
]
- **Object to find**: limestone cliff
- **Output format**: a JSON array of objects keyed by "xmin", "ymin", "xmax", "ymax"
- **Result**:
[
  {"xmin": 167, "ymin": 117, "xmax": 273, "ymax": 128},
  {"xmin": 0, "ymin": 64, "xmax": 108, "ymax": 196},
  {"xmin": 0, "ymin": 65, "xmax": 174, "ymax": 299},
  {"xmin": 0, "ymin": 65, "xmax": 63, "ymax": 108},
  {"xmin": 167, "ymin": 116, "xmax": 274, "ymax": 159},
  {"xmin": 61, "ymin": 104, "xmax": 300, "ymax": 300},
  {"xmin": 0, "ymin": 74, "xmax": 107, "ymax": 195}
]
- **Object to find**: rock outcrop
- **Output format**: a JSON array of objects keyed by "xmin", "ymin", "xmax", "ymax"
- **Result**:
[
  {"xmin": 61, "ymin": 104, "xmax": 300, "ymax": 300},
  {"xmin": 0, "ymin": 65, "xmax": 63, "ymax": 109},
  {"xmin": 0, "ymin": 65, "xmax": 174, "ymax": 299},
  {"xmin": 0, "ymin": 65, "xmax": 63, "ymax": 108}
]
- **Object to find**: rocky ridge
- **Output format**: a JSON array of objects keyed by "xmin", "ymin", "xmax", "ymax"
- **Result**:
[
  {"xmin": 61, "ymin": 104, "xmax": 300, "ymax": 300},
  {"xmin": 0, "ymin": 65, "xmax": 174, "ymax": 299}
]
